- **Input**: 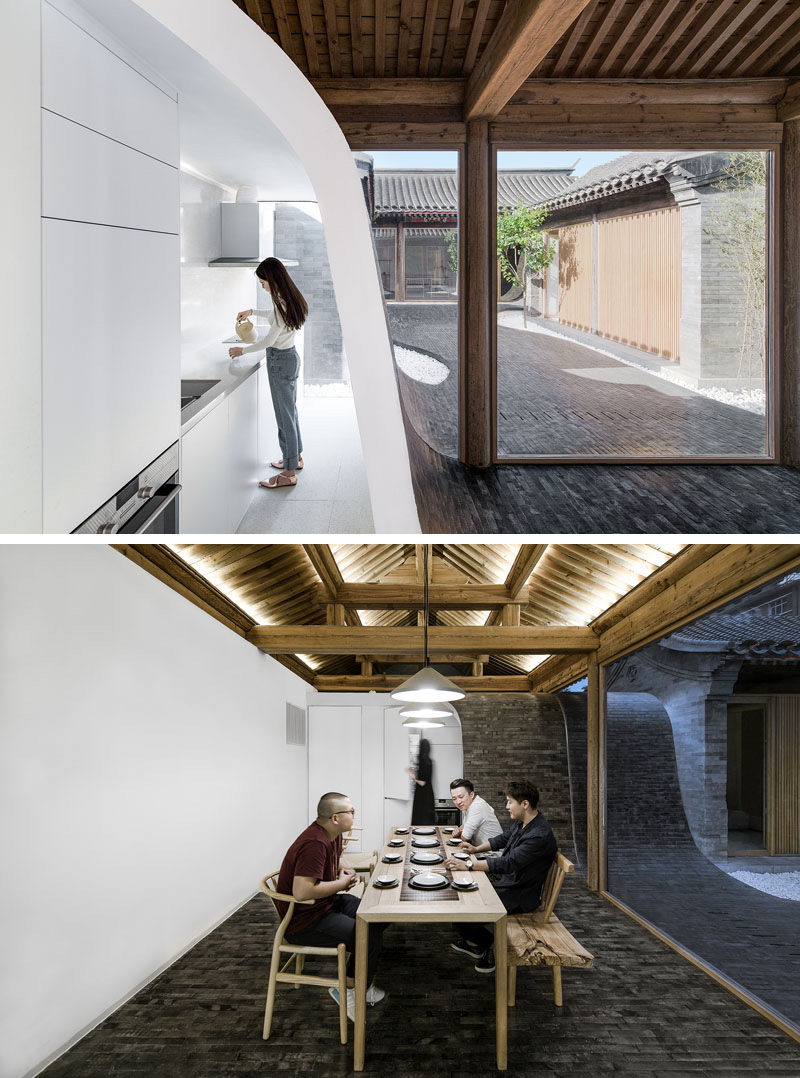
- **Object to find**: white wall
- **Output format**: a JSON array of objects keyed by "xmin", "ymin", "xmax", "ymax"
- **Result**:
[
  {"xmin": 180, "ymin": 170, "xmax": 263, "ymax": 378},
  {"xmin": 0, "ymin": 545, "xmax": 312, "ymax": 1078},
  {"xmin": 0, "ymin": 0, "xmax": 42, "ymax": 532}
]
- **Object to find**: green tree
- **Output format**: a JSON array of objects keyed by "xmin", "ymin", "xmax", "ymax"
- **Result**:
[{"xmin": 497, "ymin": 201, "xmax": 554, "ymax": 327}]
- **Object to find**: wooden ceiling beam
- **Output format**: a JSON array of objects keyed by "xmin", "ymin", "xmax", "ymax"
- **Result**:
[
  {"xmin": 465, "ymin": 0, "xmax": 596, "ymax": 120},
  {"xmin": 685, "ymin": 0, "xmax": 763, "ymax": 77},
  {"xmin": 665, "ymin": 0, "xmax": 751, "ymax": 78},
  {"xmin": 419, "ymin": 0, "xmax": 439, "ymax": 77},
  {"xmin": 572, "ymin": 0, "xmax": 628, "ymax": 76},
  {"xmin": 778, "ymin": 80, "xmax": 800, "ymax": 121},
  {"xmin": 375, "ymin": 0, "xmax": 386, "ymax": 76},
  {"xmin": 350, "ymin": 0, "xmax": 365, "ymax": 77},
  {"xmin": 596, "ymin": 0, "xmax": 653, "ymax": 77},
  {"xmin": 462, "ymin": 0, "xmax": 491, "ymax": 77},
  {"xmin": 441, "ymin": 0, "xmax": 467, "ymax": 76},
  {"xmin": 485, "ymin": 543, "xmax": 547, "ymax": 626},
  {"xmin": 246, "ymin": 625, "xmax": 598, "ymax": 654},
  {"xmin": 296, "ymin": 0, "xmax": 320, "ymax": 76},
  {"xmin": 507, "ymin": 79, "xmax": 788, "ymax": 106},
  {"xmin": 640, "ymin": 0, "xmax": 718, "ymax": 79},
  {"xmin": 314, "ymin": 582, "xmax": 522, "ymax": 608},
  {"xmin": 313, "ymin": 674, "xmax": 532, "ymax": 692},
  {"xmin": 303, "ymin": 544, "xmax": 363, "ymax": 628},
  {"xmin": 321, "ymin": 0, "xmax": 341, "ymax": 76},
  {"xmin": 243, "ymin": 0, "xmax": 265, "ymax": 30},
  {"xmin": 397, "ymin": 0, "xmax": 414, "ymax": 76}
]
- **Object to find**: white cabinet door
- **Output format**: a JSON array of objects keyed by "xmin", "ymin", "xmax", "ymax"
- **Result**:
[
  {"xmin": 308, "ymin": 707, "xmax": 362, "ymax": 852},
  {"xmin": 227, "ymin": 374, "xmax": 259, "ymax": 529},
  {"xmin": 42, "ymin": 4, "xmax": 178, "ymax": 166},
  {"xmin": 384, "ymin": 708, "xmax": 411, "ymax": 800},
  {"xmin": 42, "ymin": 219, "xmax": 179, "ymax": 532},
  {"xmin": 42, "ymin": 111, "xmax": 179, "ymax": 234},
  {"xmin": 179, "ymin": 400, "xmax": 231, "ymax": 534}
]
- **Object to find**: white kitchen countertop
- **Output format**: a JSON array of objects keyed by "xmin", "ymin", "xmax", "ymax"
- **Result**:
[{"xmin": 181, "ymin": 337, "xmax": 262, "ymax": 435}]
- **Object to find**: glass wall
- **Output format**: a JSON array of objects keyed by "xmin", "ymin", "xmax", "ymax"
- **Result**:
[
  {"xmin": 357, "ymin": 149, "xmax": 460, "ymax": 459},
  {"xmin": 603, "ymin": 568, "xmax": 800, "ymax": 1030},
  {"xmin": 496, "ymin": 149, "xmax": 772, "ymax": 460}
]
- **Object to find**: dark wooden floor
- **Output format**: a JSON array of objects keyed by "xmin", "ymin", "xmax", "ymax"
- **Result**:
[
  {"xmin": 407, "ymin": 428, "xmax": 800, "ymax": 533},
  {"xmin": 44, "ymin": 882, "xmax": 800, "ymax": 1077}
]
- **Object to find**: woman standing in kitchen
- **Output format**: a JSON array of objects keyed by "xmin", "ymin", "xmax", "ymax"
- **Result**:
[
  {"xmin": 229, "ymin": 257, "xmax": 308, "ymax": 489},
  {"xmin": 407, "ymin": 738, "xmax": 436, "ymax": 826}
]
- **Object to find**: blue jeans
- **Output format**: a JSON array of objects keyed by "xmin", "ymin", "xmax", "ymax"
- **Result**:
[{"xmin": 267, "ymin": 346, "xmax": 303, "ymax": 471}]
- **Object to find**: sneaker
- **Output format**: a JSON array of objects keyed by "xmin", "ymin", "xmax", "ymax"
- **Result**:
[
  {"xmin": 450, "ymin": 938, "xmax": 483, "ymax": 959},
  {"xmin": 474, "ymin": 950, "xmax": 496, "ymax": 974},
  {"xmin": 365, "ymin": 983, "xmax": 386, "ymax": 1005},
  {"xmin": 328, "ymin": 986, "xmax": 355, "ymax": 1022}
]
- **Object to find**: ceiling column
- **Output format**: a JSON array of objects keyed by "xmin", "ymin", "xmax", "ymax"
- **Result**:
[{"xmin": 464, "ymin": 119, "xmax": 492, "ymax": 467}]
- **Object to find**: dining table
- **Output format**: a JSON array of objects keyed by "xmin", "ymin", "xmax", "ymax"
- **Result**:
[{"xmin": 353, "ymin": 824, "xmax": 508, "ymax": 1070}]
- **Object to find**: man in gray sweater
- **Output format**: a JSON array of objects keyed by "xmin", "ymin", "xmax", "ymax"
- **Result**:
[{"xmin": 450, "ymin": 778, "xmax": 502, "ymax": 846}]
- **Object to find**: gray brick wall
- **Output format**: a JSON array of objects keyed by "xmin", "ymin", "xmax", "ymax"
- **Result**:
[
  {"xmin": 274, "ymin": 204, "xmax": 346, "ymax": 385},
  {"xmin": 455, "ymin": 693, "xmax": 575, "ymax": 854}
]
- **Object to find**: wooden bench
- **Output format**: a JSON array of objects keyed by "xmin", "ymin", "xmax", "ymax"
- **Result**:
[{"xmin": 506, "ymin": 851, "xmax": 593, "ymax": 1007}]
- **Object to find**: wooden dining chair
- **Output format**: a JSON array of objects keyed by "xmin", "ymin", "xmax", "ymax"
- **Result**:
[{"xmin": 260, "ymin": 872, "xmax": 348, "ymax": 1044}]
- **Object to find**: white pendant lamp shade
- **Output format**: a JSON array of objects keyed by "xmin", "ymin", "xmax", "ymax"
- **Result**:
[
  {"xmin": 402, "ymin": 714, "xmax": 445, "ymax": 729},
  {"xmin": 391, "ymin": 665, "xmax": 465, "ymax": 703},
  {"xmin": 399, "ymin": 701, "xmax": 453, "ymax": 720}
]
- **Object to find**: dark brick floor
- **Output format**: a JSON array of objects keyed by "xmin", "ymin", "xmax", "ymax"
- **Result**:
[
  {"xmin": 388, "ymin": 304, "xmax": 767, "ymax": 460},
  {"xmin": 43, "ymin": 883, "xmax": 800, "ymax": 1077}
]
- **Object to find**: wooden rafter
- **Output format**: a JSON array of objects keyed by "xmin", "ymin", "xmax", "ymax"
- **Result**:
[
  {"xmin": 465, "ymin": 0, "xmax": 596, "ymax": 119},
  {"xmin": 397, "ymin": 0, "xmax": 414, "ymax": 76},
  {"xmin": 244, "ymin": 0, "xmax": 265, "ymax": 30},
  {"xmin": 312, "ymin": 583, "xmax": 524, "ymax": 608},
  {"xmin": 685, "ymin": 0, "xmax": 763, "ymax": 78},
  {"xmin": 573, "ymin": 0, "xmax": 628, "ymax": 75},
  {"xmin": 640, "ymin": 0, "xmax": 718, "ymax": 79},
  {"xmin": 350, "ymin": 0, "xmax": 365, "ymax": 77},
  {"xmin": 708, "ymin": 0, "xmax": 790, "ymax": 78},
  {"xmin": 462, "ymin": 0, "xmax": 491, "ymax": 76},
  {"xmin": 313, "ymin": 675, "xmax": 531, "ymax": 691},
  {"xmin": 440, "ymin": 0, "xmax": 467, "ymax": 77},
  {"xmin": 374, "ymin": 0, "xmax": 386, "ymax": 76},
  {"xmin": 618, "ymin": 0, "xmax": 681, "ymax": 77},
  {"xmin": 596, "ymin": 0, "xmax": 653, "ymax": 77},
  {"xmin": 662, "ymin": 0, "xmax": 740, "ymax": 78},
  {"xmin": 268, "ymin": 0, "xmax": 295, "ymax": 62},
  {"xmin": 419, "ymin": 0, "xmax": 439, "ymax": 77},
  {"xmin": 321, "ymin": 0, "xmax": 341, "ymax": 76},
  {"xmin": 296, "ymin": 0, "xmax": 320, "ymax": 76},
  {"xmin": 549, "ymin": 0, "xmax": 599, "ymax": 77}
]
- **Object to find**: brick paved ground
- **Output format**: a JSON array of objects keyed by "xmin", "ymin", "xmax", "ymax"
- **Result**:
[
  {"xmin": 44, "ymin": 884, "xmax": 800, "ymax": 1077},
  {"xmin": 387, "ymin": 304, "xmax": 766, "ymax": 459}
]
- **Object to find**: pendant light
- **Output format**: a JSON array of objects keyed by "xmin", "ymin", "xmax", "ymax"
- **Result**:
[
  {"xmin": 401, "ymin": 702, "xmax": 455, "ymax": 729},
  {"xmin": 391, "ymin": 547, "xmax": 465, "ymax": 705}
]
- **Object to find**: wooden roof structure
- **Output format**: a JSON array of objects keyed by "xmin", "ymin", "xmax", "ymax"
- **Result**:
[
  {"xmin": 233, "ymin": 0, "xmax": 800, "ymax": 84},
  {"xmin": 112, "ymin": 543, "xmax": 800, "ymax": 694}
]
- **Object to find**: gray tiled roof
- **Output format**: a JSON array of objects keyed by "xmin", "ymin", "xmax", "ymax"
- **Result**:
[
  {"xmin": 373, "ymin": 169, "xmax": 573, "ymax": 214},
  {"xmin": 541, "ymin": 150, "xmax": 708, "ymax": 211},
  {"xmin": 664, "ymin": 613, "xmax": 800, "ymax": 656}
]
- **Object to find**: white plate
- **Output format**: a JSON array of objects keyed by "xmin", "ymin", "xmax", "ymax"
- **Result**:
[
  {"xmin": 412, "ymin": 837, "xmax": 439, "ymax": 847},
  {"xmin": 412, "ymin": 827, "xmax": 436, "ymax": 835},
  {"xmin": 388, "ymin": 839, "xmax": 405, "ymax": 846},
  {"xmin": 442, "ymin": 827, "xmax": 455, "ymax": 833},
  {"xmin": 376, "ymin": 874, "xmax": 396, "ymax": 885},
  {"xmin": 453, "ymin": 852, "xmax": 471, "ymax": 861},
  {"xmin": 382, "ymin": 853, "xmax": 402, "ymax": 862},
  {"xmin": 395, "ymin": 827, "xmax": 409, "ymax": 834},
  {"xmin": 411, "ymin": 871, "xmax": 447, "ymax": 888},
  {"xmin": 411, "ymin": 851, "xmax": 441, "ymax": 863}
]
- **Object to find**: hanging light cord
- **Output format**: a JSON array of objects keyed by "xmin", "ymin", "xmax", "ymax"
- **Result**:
[{"xmin": 423, "ymin": 545, "xmax": 429, "ymax": 667}]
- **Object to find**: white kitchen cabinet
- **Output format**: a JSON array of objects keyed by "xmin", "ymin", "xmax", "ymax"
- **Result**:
[
  {"xmin": 180, "ymin": 373, "xmax": 259, "ymax": 534},
  {"xmin": 42, "ymin": 3, "xmax": 178, "ymax": 166},
  {"xmin": 179, "ymin": 399, "xmax": 231, "ymax": 534},
  {"xmin": 42, "ymin": 110, "xmax": 178, "ymax": 235},
  {"xmin": 42, "ymin": 219, "xmax": 180, "ymax": 533},
  {"xmin": 228, "ymin": 372, "xmax": 259, "ymax": 528},
  {"xmin": 308, "ymin": 706, "xmax": 363, "ymax": 852}
]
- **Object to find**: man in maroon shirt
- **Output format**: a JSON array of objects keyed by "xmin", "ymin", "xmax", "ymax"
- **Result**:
[{"xmin": 277, "ymin": 791, "xmax": 387, "ymax": 1020}]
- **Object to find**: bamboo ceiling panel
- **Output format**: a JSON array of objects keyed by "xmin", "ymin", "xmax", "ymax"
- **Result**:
[{"xmin": 232, "ymin": 0, "xmax": 800, "ymax": 82}]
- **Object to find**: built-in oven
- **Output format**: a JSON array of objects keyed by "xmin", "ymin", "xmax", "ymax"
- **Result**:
[{"xmin": 72, "ymin": 442, "xmax": 180, "ymax": 534}]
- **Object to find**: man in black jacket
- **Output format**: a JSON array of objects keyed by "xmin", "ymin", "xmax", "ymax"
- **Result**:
[{"xmin": 444, "ymin": 780, "xmax": 557, "ymax": 973}]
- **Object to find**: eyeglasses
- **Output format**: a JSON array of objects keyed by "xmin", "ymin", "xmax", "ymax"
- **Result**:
[{"xmin": 332, "ymin": 808, "xmax": 355, "ymax": 817}]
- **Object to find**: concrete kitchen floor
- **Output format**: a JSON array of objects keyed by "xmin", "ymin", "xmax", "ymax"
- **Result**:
[{"xmin": 236, "ymin": 396, "xmax": 375, "ymax": 534}]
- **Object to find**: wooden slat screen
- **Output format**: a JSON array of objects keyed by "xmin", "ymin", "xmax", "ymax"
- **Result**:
[
  {"xmin": 556, "ymin": 222, "xmax": 593, "ymax": 332},
  {"xmin": 596, "ymin": 206, "xmax": 681, "ymax": 361},
  {"xmin": 767, "ymin": 696, "xmax": 800, "ymax": 855}
]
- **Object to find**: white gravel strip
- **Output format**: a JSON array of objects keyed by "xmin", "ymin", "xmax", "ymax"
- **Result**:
[
  {"xmin": 497, "ymin": 310, "xmax": 766, "ymax": 416},
  {"xmin": 729, "ymin": 869, "xmax": 800, "ymax": 900},
  {"xmin": 393, "ymin": 345, "xmax": 450, "ymax": 385}
]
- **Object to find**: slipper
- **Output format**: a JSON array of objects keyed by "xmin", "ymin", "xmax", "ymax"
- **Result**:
[
  {"xmin": 259, "ymin": 473, "xmax": 297, "ymax": 489},
  {"xmin": 271, "ymin": 458, "xmax": 304, "ymax": 470}
]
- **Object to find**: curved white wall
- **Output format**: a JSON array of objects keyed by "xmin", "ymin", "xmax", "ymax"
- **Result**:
[{"xmin": 124, "ymin": 0, "xmax": 420, "ymax": 532}]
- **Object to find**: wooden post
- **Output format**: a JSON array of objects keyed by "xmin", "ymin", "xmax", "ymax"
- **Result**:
[
  {"xmin": 586, "ymin": 657, "xmax": 604, "ymax": 892},
  {"xmin": 782, "ymin": 123, "xmax": 800, "ymax": 463},
  {"xmin": 397, "ymin": 219, "xmax": 406, "ymax": 302},
  {"xmin": 465, "ymin": 119, "xmax": 492, "ymax": 467},
  {"xmin": 502, "ymin": 603, "xmax": 520, "ymax": 626},
  {"xmin": 360, "ymin": 657, "xmax": 373, "ymax": 677}
]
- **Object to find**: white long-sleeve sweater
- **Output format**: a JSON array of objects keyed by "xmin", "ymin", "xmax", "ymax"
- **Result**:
[{"xmin": 239, "ymin": 305, "xmax": 297, "ymax": 353}]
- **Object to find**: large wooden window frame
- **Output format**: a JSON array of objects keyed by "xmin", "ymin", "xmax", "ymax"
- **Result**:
[
  {"xmin": 490, "ymin": 139, "xmax": 782, "ymax": 465},
  {"xmin": 590, "ymin": 553, "xmax": 800, "ymax": 1043}
]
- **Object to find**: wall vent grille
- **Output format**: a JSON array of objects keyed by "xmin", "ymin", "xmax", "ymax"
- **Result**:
[{"xmin": 286, "ymin": 703, "xmax": 307, "ymax": 746}]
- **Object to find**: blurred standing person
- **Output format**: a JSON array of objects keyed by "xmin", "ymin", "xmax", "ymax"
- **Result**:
[{"xmin": 407, "ymin": 737, "xmax": 436, "ymax": 825}]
